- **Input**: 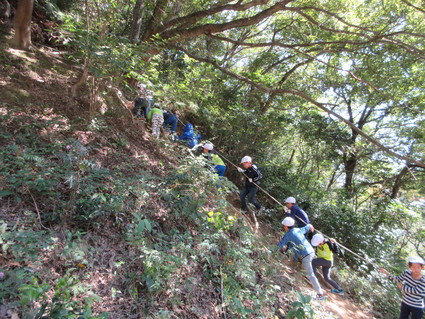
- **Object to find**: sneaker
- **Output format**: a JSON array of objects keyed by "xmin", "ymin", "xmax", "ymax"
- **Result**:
[
  {"xmin": 331, "ymin": 289, "xmax": 344, "ymax": 295},
  {"xmin": 256, "ymin": 207, "xmax": 265, "ymax": 216},
  {"xmin": 315, "ymin": 294, "xmax": 327, "ymax": 301}
]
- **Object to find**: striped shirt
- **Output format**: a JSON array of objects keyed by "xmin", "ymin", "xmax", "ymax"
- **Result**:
[{"xmin": 390, "ymin": 270, "xmax": 425, "ymax": 308}]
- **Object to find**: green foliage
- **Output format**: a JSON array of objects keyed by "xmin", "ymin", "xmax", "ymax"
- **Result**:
[
  {"xmin": 115, "ymin": 153, "xmax": 290, "ymax": 318},
  {"xmin": 286, "ymin": 292, "xmax": 315, "ymax": 319},
  {"xmin": 0, "ymin": 268, "xmax": 32, "ymax": 306},
  {"xmin": 0, "ymin": 224, "xmax": 107, "ymax": 317},
  {"xmin": 3, "ymin": 5, "xmax": 425, "ymax": 314},
  {"xmin": 58, "ymin": 231, "xmax": 93, "ymax": 267},
  {"xmin": 0, "ymin": 108, "xmax": 145, "ymax": 229},
  {"xmin": 335, "ymin": 264, "xmax": 400, "ymax": 318},
  {"xmin": 0, "ymin": 222, "xmax": 56, "ymax": 262},
  {"xmin": 59, "ymin": 1, "xmax": 151, "ymax": 88},
  {"xmin": 205, "ymin": 210, "xmax": 236, "ymax": 230},
  {"xmin": 19, "ymin": 271, "xmax": 107, "ymax": 319}
]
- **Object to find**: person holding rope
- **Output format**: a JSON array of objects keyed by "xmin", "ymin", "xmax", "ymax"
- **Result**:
[
  {"xmin": 201, "ymin": 142, "xmax": 226, "ymax": 177},
  {"xmin": 285, "ymin": 197, "xmax": 310, "ymax": 227},
  {"xmin": 278, "ymin": 217, "xmax": 326, "ymax": 300},
  {"xmin": 237, "ymin": 156, "xmax": 264, "ymax": 214},
  {"xmin": 216, "ymin": 149, "xmax": 381, "ymax": 279},
  {"xmin": 311, "ymin": 234, "xmax": 344, "ymax": 295},
  {"xmin": 380, "ymin": 256, "xmax": 425, "ymax": 319}
]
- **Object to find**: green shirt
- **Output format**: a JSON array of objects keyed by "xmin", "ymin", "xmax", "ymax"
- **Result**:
[
  {"xmin": 147, "ymin": 108, "xmax": 162, "ymax": 121},
  {"xmin": 211, "ymin": 153, "xmax": 225, "ymax": 166},
  {"xmin": 317, "ymin": 242, "xmax": 333, "ymax": 262}
]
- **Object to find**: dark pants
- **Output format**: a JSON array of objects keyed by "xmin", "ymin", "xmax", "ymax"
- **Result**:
[
  {"xmin": 312, "ymin": 258, "xmax": 341, "ymax": 290},
  {"xmin": 399, "ymin": 302, "xmax": 424, "ymax": 319},
  {"xmin": 240, "ymin": 186, "xmax": 261, "ymax": 211},
  {"xmin": 132, "ymin": 106, "xmax": 145, "ymax": 119},
  {"xmin": 163, "ymin": 115, "xmax": 177, "ymax": 132}
]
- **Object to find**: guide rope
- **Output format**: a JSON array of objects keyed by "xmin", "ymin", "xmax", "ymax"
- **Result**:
[{"xmin": 214, "ymin": 149, "xmax": 379, "ymax": 268}]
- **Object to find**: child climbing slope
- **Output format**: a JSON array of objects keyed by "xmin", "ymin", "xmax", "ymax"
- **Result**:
[
  {"xmin": 147, "ymin": 104, "xmax": 164, "ymax": 138},
  {"xmin": 380, "ymin": 256, "xmax": 425, "ymax": 319},
  {"xmin": 311, "ymin": 234, "xmax": 344, "ymax": 295}
]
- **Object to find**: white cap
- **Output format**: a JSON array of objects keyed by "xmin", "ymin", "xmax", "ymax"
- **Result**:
[
  {"xmin": 202, "ymin": 143, "xmax": 214, "ymax": 151},
  {"xmin": 285, "ymin": 197, "xmax": 296, "ymax": 204},
  {"xmin": 240, "ymin": 156, "xmax": 252, "ymax": 163},
  {"xmin": 282, "ymin": 217, "xmax": 295, "ymax": 227},
  {"xmin": 408, "ymin": 256, "xmax": 424, "ymax": 264},
  {"xmin": 311, "ymin": 234, "xmax": 325, "ymax": 247}
]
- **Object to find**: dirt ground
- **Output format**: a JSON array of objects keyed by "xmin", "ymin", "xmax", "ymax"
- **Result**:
[{"xmin": 0, "ymin": 42, "xmax": 384, "ymax": 319}]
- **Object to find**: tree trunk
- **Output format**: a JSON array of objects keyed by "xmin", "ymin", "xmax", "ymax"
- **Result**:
[
  {"xmin": 390, "ymin": 166, "xmax": 409, "ymax": 199},
  {"xmin": 130, "ymin": 0, "xmax": 144, "ymax": 43},
  {"xmin": 141, "ymin": 0, "xmax": 169, "ymax": 42},
  {"xmin": 71, "ymin": 0, "xmax": 90, "ymax": 97},
  {"xmin": 10, "ymin": 0, "xmax": 34, "ymax": 50},
  {"xmin": 0, "ymin": 0, "xmax": 12, "ymax": 27},
  {"xmin": 343, "ymin": 152, "xmax": 357, "ymax": 198},
  {"xmin": 326, "ymin": 162, "xmax": 340, "ymax": 191},
  {"xmin": 71, "ymin": 60, "xmax": 88, "ymax": 97}
]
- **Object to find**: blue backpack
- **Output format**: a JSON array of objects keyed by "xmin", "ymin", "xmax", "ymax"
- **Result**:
[{"xmin": 179, "ymin": 123, "xmax": 202, "ymax": 148}]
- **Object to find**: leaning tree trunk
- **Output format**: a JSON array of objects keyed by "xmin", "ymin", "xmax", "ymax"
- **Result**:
[
  {"xmin": 390, "ymin": 165, "xmax": 409, "ymax": 199},
  {"xmin": 130, "ymin": 0, "xmax": 144, "ymax": 43},
  {"xmin": 10, "ymin": 0, "xmax": 34, "ymax": 50}
]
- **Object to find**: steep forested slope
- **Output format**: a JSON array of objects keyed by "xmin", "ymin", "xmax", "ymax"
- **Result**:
[{"xmin": 0, "ymin": 41, "xmax": 392, "ymax": 318}]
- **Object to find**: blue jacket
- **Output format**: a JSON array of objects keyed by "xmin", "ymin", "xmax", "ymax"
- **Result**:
[
  {"xmin": 179, "ymin": 123, "xmax": 201, "ymax": 148},
  {"xmin": 278, "ymin": 224, "xmax": 314, "ymax": 260},
  {"xmin": 163, "ymin": 112, "xmax": 178, "ymax": 132},
  {"xmin": 287, "ymin": 205, "xmax": 310, "ymax": 227}
]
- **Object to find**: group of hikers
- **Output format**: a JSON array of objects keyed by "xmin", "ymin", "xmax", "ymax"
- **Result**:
[
  {"xmin": 235, "ymin": 155, "xmax": 345, "ymax": 300},
  {"xmin": 132, "ymin": 83, "xmax": 201, "ymax": 146},
  {"xmin": 236, "ymin": 156, "xmax": 424, "ymax": 318},
  {"xmin": 132, "ymin": 83, "xmax": 179, "ymax": 138},
  {"xmin": 132, "ymin": 84, "xmax": 425, "ymax": 318}
]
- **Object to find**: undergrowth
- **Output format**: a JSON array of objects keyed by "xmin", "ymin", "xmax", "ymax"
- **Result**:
[
  {"xmin": 0, "ymin": 88, "xmax": 397, "ymax": 318},
  {"xmin": 0, "ymin": 104, "xmax": 298, "ymax": 318}
]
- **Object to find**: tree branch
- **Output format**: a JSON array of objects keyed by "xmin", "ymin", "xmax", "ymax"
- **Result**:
[
  {"xmin": 174, "ymin": 45, "xmax": 425, "ymax": 168},
  {"xmin": 400, "ymin": 0, "xmax": 425, "ymax": 14},
  {"xmin": 159, "ymin": 0, "xmax": 293, "ymax": 43},
  {"xmin": 207, "ymin": 33, "xmax": 381, "ymax": 90},
  {"xmin": 157, "ymin": 0, "xmax": 270, "ymax": 35}
]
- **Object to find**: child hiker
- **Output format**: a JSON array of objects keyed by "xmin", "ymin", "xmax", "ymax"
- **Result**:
[
  {"xmin": 284, "ymin": 196, "xmax": 310, "ymax": 227},
  {"xmin": 237, "ymin": 156, "xmax": 263, "ymax": 214},
  {"xmin": 278, "ymin": 217, "xmax": 326, "ymax": 300},
  {"xmin": 132, "ymin": 83, "xmax": 149, "ymax": 119},
  {"xmin": 380, "ymin": 256, "xmax": 425, "ymax": 319},
  {"xmin": 201, "ymin": 142, "xmax": 226, "ymax": 177},
  {"xmin": 163, "ymin": 111, "xmax": 178, "ymax": 135},
  {"xmin": 179, "ymin": 123, "xmax": 201, "ymax": 148},
  {"xmin": 311, "ymin": 234, "xmax": 344, "ymax": 295},
  {"xmin": 147, "ymin": 104, "xmax": 164, "ymax": 138}
]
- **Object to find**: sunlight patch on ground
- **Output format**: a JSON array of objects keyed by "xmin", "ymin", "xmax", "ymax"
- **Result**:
[
  {"xmin": 325, "ymin": 294, "xmax": 373, "ymax": 319},
  {"xmin": 28, "ymin": 70, "xmax": 45, "ymax": 83},
  {"xmin": 0, "ymin": 79, "xmax": 11, "ymax": 86},
  {"xmin": 6, "ymin": 48, "xmax": 38, "ymax": 64}
]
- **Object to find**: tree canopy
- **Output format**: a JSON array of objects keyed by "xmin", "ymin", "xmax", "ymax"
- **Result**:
[
  {"xmin": 56, "ymin": 0, "xmax": 425, "ymax": 167},
  {"xmin": 1, "ymin": 0, "xmax": 424, "ymax": 317}
]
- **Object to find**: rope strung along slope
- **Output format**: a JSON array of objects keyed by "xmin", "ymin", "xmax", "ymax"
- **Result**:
[{"xmin": 215, "ymin": 149, "xmax": 379, "ymax": 268}]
